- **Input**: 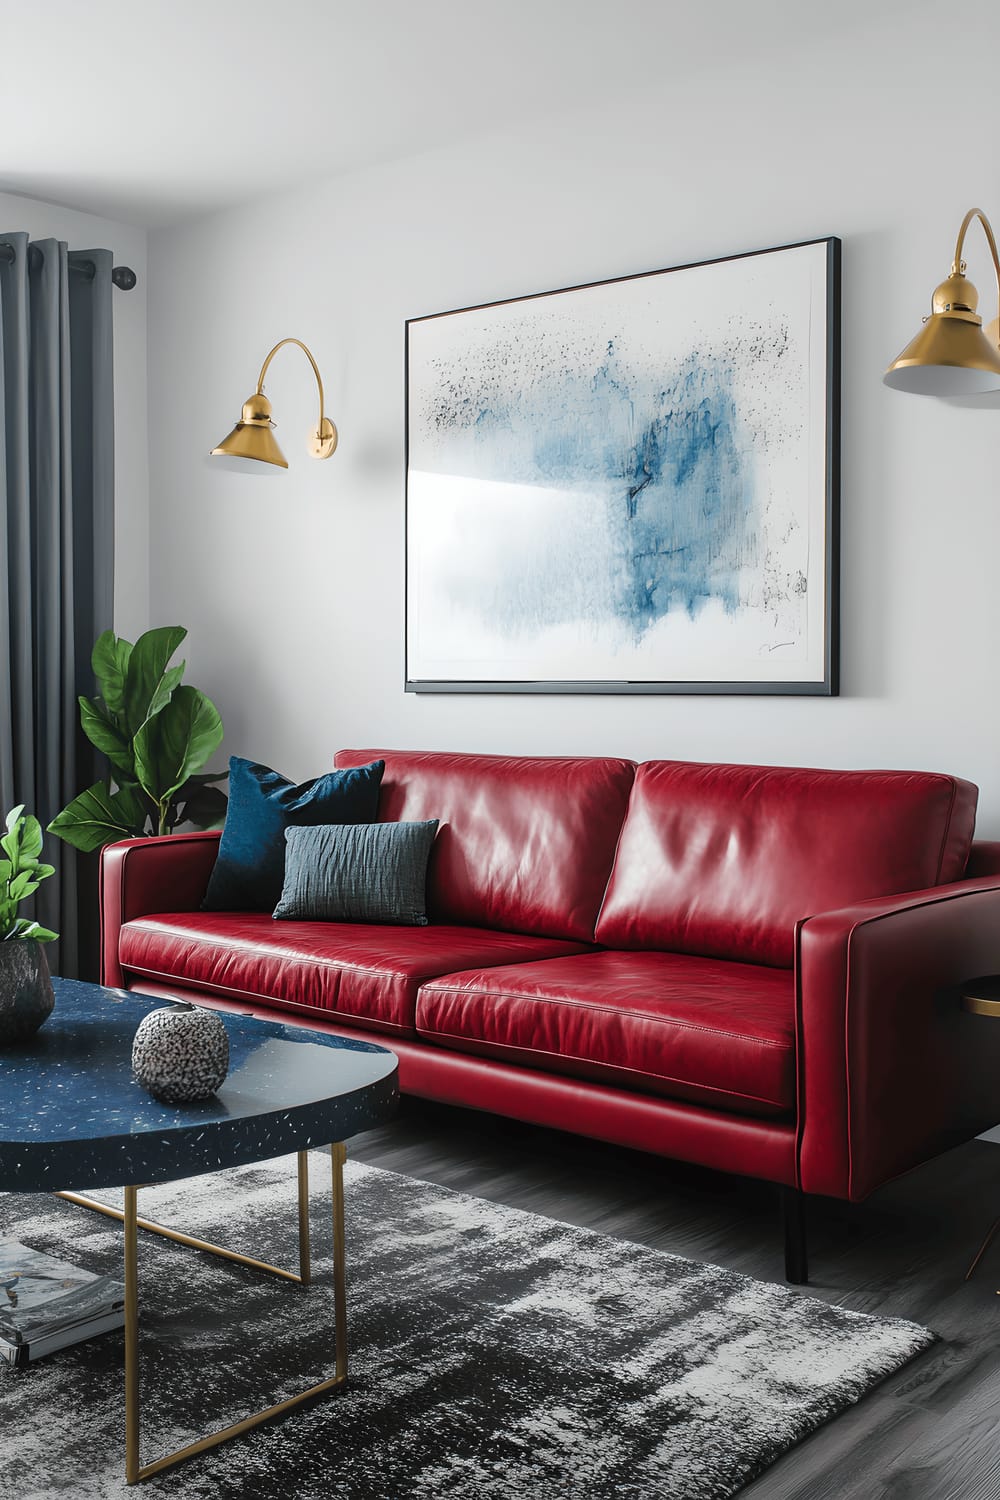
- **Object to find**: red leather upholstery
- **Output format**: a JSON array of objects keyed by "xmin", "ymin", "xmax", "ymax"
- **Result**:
[
  {"xmin": 597, "ymin": 760, "xmax": 978, "ymax": 967},
  {"xmin": 98, "ymin": 750, "xmax": 1000, "ymax": 1212},
  {"xmin": 101, "ymin": 831, "xmax": 221, "ymax": 988},
  {"xmin": 966, "ymin": 840, "xmax": 1000, "ymax": 878},
  {"xmin": 417, "ymin": 951, "xmax": 795, "ymax": 1117},
  {"xmin": 117, "ymin": 912, "xmax": 588, "ymax": 1035},
  {"xmin": 125, "ymin": 982, "xmax": 802, "ymax": 1187},
  {"xmin": 334, "ymin": 749, "xmax": 635, "ymax": 941},
  {"xmin": 796, "ymin": 875, "xmax": 1000, "ymax": 1200}
]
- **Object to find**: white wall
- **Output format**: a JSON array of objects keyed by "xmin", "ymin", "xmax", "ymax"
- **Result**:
[
  {"xmin": 0, "ymin": 191, "xmax": 149, "ymax": 640},
  {"xmin": 146, "ymin": 5, "xmax": 1000, "ymax": 835}
]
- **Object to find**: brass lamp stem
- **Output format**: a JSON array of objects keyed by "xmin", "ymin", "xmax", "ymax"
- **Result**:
[
  {"xmin": 951, "ymin": 208, "xmax": 1000, "ymax": 321},
  {"xmin": 256, "ymin": 337, "xmax": 328, "ymax": 437}
]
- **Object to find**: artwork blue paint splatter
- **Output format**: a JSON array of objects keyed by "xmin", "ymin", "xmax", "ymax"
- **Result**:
[{"xmin": 406, "ymin": 240, "xmax": 835, "ymax": 690}]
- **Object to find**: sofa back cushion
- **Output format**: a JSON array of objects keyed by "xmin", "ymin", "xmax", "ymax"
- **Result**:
[
  {"xmin": 595, "ymin": 760, "xmax": 978, "ymax": 967},
  {"xmin": 334, "ymin": 749, "xmax": 635, "ymax": 941}
]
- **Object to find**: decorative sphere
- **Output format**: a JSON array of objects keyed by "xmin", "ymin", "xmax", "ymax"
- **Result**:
[{"xmin": 132, "ymin": 1003, "xmax": 229, "ymax": 1103}]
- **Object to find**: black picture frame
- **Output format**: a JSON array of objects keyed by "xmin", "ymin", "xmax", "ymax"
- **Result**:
[{"xmin": 404, "ymin": 238, "xmax": 839, "ymax": 696}]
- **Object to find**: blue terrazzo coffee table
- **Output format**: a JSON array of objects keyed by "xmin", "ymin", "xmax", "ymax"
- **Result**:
[{"xmin": 0, "ymin": 977, "xmax": 399, "ymax": 1485}]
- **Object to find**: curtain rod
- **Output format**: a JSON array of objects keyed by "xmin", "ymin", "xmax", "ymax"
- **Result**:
[{"xmin": 0, "ymin": 241, "xmax": 137, "ymax": 291}]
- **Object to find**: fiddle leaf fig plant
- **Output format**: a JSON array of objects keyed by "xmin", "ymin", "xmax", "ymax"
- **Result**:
[
  {"xmin": 48, "ymin": 626, "xmax": 227, "ymax": 853},
  {"xmin": 1, "ymin": 805, "xmax": 58, "ymax": 942}
]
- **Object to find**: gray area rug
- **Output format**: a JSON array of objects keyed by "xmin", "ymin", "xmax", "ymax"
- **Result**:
[{"xmin": 1, "ymin": 1156, "xmax": 933, "ymax": 1499}]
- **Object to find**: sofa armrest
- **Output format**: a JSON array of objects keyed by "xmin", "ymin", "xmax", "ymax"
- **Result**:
[
  {"xmin": 796, "ymin": 876, "xmax": 1000, "ymax": 1201},
  {"xmin": 100, "ymin": 832, "xmax": 221, "ymax": 988}
]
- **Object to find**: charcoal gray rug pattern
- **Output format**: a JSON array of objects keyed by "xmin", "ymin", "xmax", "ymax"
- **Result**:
[{"xmin": 2, "ymin": 1157, "xmax": 933, "ymax": 1500}]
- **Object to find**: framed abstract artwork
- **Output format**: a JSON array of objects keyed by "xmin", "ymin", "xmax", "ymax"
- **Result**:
[{"xmin": 405, "ymin": 237, "xmax": 840, "ymax": 695}]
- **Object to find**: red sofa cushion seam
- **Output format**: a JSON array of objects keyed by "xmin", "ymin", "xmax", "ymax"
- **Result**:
[
  {"xmin": 421, "ymin": 983, "xmax": 790, "ymax": 1049},
  {"xmin": 120, "ymin": 962, "xmax": 415, "ymax": 1035},
  {"xmin": 122, "ymin": 921, "xmax": 417, "ymax": 982}
]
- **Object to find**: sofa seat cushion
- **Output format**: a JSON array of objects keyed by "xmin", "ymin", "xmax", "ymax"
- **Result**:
[
  {"xmin": 416, "ymin": 950, "xmax": 796, "ymax": 1117},
  {"xmin": 118, "ymin": 914, "xmax": 590, "ymax": 1037}
]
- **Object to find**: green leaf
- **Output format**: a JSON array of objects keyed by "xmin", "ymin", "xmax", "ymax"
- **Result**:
[
  {"xmin": 123, "ymin": 626, "xmax": 187, "ymax": 736},
  {"xmin": 172, "ymin": 782, "xmax": 229, "ymax": 831},
  {"xmin": 111, "ymin": 783, "xmax": 155, "ymax": 833},
  {"xmin": 8, "ymin": 920, "xmax": 58, "ymax": 943},
  {"xmin": 8, "ymin": 872, "xmax": 38, "ymax": 900},
  {"xmin": 18, "ymin": 815, "xmax": 43, "ymax": 862},
  {"xmin": 5, "ymin": 804, "xmax": 24, "ymax": 833},
  {"xmin": 133, "ymin": 686, "xmax": 223, "ymax": 807},
  {"xmin": 0, "ymin": 831, "xmax": 17, "ymax": 865},
  {"xmin": 47, "ymin": 782, "xmax": 148, "ymax": 853},
  {"xmin": 91, "ymin": 630, "xmax": 133, "ymax": 719},
  {"xmin": 79, "ymin": 696, "xmax": 135, "ymax": 775},
  {"xmin": 110, "ymin": 771, "xmax": 142, "ymax": 792},
  {"xmin": 145, "ymin": 662, "xmax": 185, "ymax": 724}
]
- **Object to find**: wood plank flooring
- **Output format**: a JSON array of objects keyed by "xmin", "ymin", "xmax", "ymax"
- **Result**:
[{"xmin": 348, "ymin": 1098, "xmax": 1000, "ymax": 1499}]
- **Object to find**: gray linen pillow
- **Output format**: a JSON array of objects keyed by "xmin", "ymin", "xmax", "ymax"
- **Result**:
[{"xmin": 273, "ymin": 820, "xmax": 439, "ymax": 925}]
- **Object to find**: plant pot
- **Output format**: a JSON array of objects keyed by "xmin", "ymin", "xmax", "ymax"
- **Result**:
[{"xmin": 0, "ymin": 939, "xmax": 55, "ymax": 1045}]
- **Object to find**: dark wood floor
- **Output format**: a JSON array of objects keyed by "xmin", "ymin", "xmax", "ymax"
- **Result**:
[{"xmin": 348, "ymin": 1099, "xmax": 1000, "ymax": 1500}]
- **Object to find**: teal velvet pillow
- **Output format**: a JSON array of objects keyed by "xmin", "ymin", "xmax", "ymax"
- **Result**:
[
  {"xmin": 202, "ymin": 756, "xmax": 384, "ymax": 912},
  {"xmin": 273, "ymin": 820, "xmax": 439, "ymax": 926}
]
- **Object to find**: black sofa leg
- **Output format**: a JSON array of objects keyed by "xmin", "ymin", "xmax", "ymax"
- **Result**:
[{"xmin": 782, "ymin": 1187, "xmax": 809, "ymax": 1285}]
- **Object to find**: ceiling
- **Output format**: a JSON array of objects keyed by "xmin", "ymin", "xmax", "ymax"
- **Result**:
[{"xmin": 0, "ymin": 0, "xmax": 929, "ymax": 229}]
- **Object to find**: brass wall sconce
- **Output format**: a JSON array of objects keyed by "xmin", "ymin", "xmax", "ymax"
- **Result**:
[
  {"xmin": 211, "ymin": 338, "xmax": 338, "ymax": 468},
  {"xmin": 885, "ymin": 207, "xmax": 1000, "ymax": 395}
]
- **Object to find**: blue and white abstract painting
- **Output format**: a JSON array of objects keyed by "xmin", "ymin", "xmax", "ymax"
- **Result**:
[{"xmin": 406, "ymin": 240, "xmax": 835, "ymax": 691}]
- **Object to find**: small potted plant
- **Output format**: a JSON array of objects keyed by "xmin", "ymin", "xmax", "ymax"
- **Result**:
[{"xmin": 0, "ymin": 805, "xmax": 58, "ymax": 1044}]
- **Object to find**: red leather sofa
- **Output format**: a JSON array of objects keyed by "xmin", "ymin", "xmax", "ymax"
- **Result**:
[{"xmin": 100, "ymin": 749, "xmax": 1000, "ymax": 1282}]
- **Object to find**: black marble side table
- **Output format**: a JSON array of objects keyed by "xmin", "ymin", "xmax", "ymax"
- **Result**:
[{"xmin": 0, "ymin": 978, "xmax": 398, "ymax": 1485}]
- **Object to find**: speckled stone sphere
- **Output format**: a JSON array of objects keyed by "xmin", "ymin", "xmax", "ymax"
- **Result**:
[
  {"xmin": 0, "ymin": 939, "xmax": 55, "ymax": 1044},
  {"xmin": 131, "ymin": 1003, "xmax": 229, "ymax": 1103}
]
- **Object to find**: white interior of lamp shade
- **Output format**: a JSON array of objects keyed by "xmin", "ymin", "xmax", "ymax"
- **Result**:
[
  {"xmin": 207, "ymin": 452, "xmax": 285, "ymax": 474},
  {"xmin": 884, "ymin": 364, "xmax": 1000, "ymax": 395}
]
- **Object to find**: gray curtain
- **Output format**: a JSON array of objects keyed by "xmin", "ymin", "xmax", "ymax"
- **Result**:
[{"xmin": 0, "ymin": 233, "xmax": 115, "ymax": 977}]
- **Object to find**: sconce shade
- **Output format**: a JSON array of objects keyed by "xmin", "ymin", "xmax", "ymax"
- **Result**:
[
  {"xmin": 884, "ymin": 209, "xmax": 1000, "ymax": 395},
  {"xmin": 884, "ymin": 312, "xmax": 1000, "ymax": 395},
  {"xmin": 211, "ymin": 415, "xmax": 289, "ymax": 468}
]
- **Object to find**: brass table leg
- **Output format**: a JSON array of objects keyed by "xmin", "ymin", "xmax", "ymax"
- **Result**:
[
  {"xmin": 298, "ymin": 1150, "xmax": 312, "ymax": 1285},
  {"xmin": 965, "ymin": 1214, "xmax": 1000, "ymax": 1281},
  {"xmin": 55, "ymin": 1146, "xmax": 316, "ymax": 1286},
  {"xmin": 331, "ymin": 1142, "xmax": 347, "ymax": 1381},
  {"xmin": 124, "ymin": 1185, "xmax": 140, "ymax": 1485},
  {"xmin": 60, "ymin": 1145, "xmax": 348, "ymax": 1485}
]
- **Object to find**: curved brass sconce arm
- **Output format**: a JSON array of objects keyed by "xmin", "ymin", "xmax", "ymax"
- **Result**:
[
  {"xmin": 951, "ymin": 207, "xmax": 1000, "ymax": 291},
  {"xmin": 211, "ymin": 337, "xmax": 338, "ymax": 469},
  {"xmin": 884, "ymin": 204, "xmax": 1000, "ymax": 395}
]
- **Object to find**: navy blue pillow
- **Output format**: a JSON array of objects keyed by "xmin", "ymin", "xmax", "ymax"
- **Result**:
[{"xmin": 202, "ymin": 756, "xmax": 384, "ymax": 912}]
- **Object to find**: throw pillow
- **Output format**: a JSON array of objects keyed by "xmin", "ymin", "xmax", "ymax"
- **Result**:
[
  {"xmin": 202, "ymin": 756, "xmax": 385, "ymax": 912},
  {"xmin": 273, "ymin": 820, "xmax": 439, "ymax": 926}
]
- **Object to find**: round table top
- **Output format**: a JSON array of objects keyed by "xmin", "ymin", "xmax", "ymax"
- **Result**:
[{"xmin": 0, "ymin": 978, "xmax": 399, "ymax": 1192}]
